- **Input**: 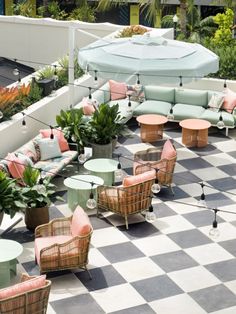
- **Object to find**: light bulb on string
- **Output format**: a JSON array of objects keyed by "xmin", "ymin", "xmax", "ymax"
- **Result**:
[
  {"xmin": 223, "ymin": 79, "xmax": 227, "ymax": 91},
  {"xmin": 136, "ymin": 73, "xmax": 140, "ymax": 85},
  {"xmin": 0, "ymin": 110, "xmax": 3, "ymax": 119},
  {"xmin": 127, "ymin": 95, "xmax": 132, "ymax": 113},
  {"xmin": 217, "ymin": 113, "xmax": 225, "ymax": 129},
  {"xmin": 178, "ymin": 76, "xmax": 183, "ymax": 90},
  {"xmin": 88, "ymin": 87, "xmax": 92, "ymax": 100},
  {"xmin": 198, "ymin": 182, "xmax": 206, "ymax": 207},
  {"xmin": 167, "ymin": 107, "xmax": 174, "ymax": 121},
  {"xmin": 94, "ymin": 70, "xmax": 98, "ymax": 88},
  {"xmin": 78, "ymin": 147, "xmax": 86, "ymax": 164},
  {"xmin": 86, "ymin": 182, "xmax": 97, "ymax": 209},
  {"xmin": 21, "ymin": 113, "xmax": 28, "ymax": 134},
  {"xmin": 151, "ymin": 170, "xmax": 161, "ymax": 195},
  {"xmin": 115, "ymin": 155, "xmax": 123, "ymax": 180},
  {"xmin": 145, "ymin": 202, "xmax": 156, "ymax": 223},
  {"xmin": 209, "ymin": 209, "xmax": 220, "ymax": 239}
]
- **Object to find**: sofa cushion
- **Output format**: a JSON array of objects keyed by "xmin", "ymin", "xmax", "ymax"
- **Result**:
[
  {"xmin": 108, "ymin": 99, "xmax": 140, "ymax": 123},
  {"xmin": 71, "ymin": 206, "xmax": 92, "ymax": 237},
  {"xmin": 17, "ymin": 140, "xmax": 38, "ymax": 162},
  {"xmin": 109, "ymin": 80, "xmax": 127, "ymax": 100},
  {"xmin": 208, "ymin": 93, "xmax": 224, "ymax": 112},
  {"xmin": 175, "ymin": 89, "xmax": 208, "ymax": 107},
  {"xmin": 200, "ymin": 109, "xmax": 235, "ymax": 127},
  {"xmin": 37, "ymin": 138, "xmax": 62, "ymax": 161},
  {"xmin": 7, "ymin": 153, "xmax": 26, "ymax": 179},
  {"xmin": 144, "ymin": 86, "xmax": 175, "ymax": 103},
  {"xmin": 133, "ymin": 100, "xmax": 172, "ymax": 116},
  {"xmin": 173, "ymin": 104, "xmax": 205, "ymax": 120},
  {"xmin": 0, "ymin": 275, "xmax": 46, "ymax": 299},
  {"xmin": 222, "ymin": 88, "xmax": 236, "ymax": 113},
  {"xmin": 123, "ymin": 170, "xmax": 155, "ymax": 187},
  {"xmin": 127, "ymin": 84, "xmax": 145, "ymax": 102},
  {"xmin": 40, "ymin": 129, "xmax": 69, "ymax": 152}
]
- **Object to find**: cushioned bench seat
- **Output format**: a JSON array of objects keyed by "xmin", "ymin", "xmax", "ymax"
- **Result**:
[
  {"xmin": 172, "ymin": 104, "xmax": 206, "ymax": 120},
  {"xmin": 133, "ymin": 100, "xmax": 172, "ymax": 116}
]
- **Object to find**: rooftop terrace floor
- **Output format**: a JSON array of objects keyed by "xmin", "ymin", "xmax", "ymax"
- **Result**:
[{"xmin": 2, "ymin": 120, "xmax": 236, "ymax": 314}]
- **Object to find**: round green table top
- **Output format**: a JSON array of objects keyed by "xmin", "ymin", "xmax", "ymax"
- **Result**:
[
  {"xmin": 64, "ymin": 174, "xmax": 104, "ymax": 190},
  {"xmin": 0, "ymin": 239, "xmax": 23, "ymax": 263},
  {"xmin": 84, "ymin": 158, "xmax": 119, "ymax": 173}
]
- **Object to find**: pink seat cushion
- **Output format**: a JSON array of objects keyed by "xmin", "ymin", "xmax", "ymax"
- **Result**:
[
  {"xmin": 35, "ymin": 235, "xmax": 73, "ymax": 265},
  {"xmin": 109, "ymin": 80, "xmax": 127, "ymax": 100},
  {"xmin": 0, "ymin": 275, "xmax": 46, "ymax": 299},
  {"xmin": 40, "ymin": 129, "xmax": 69, "ymax": 152},
  {"xmin": 83, "ymin": 104, "xmax": 95, "ymax": 115},
  {"xmin": 160, "ymin": 140, "xmax": 176, "ymax": 160},
  {"xmin": 222, "ymin": 88, "xmax": 236, "ymax": 113},
  {"xmin": 123, "ymin": 170, "xmax": 155, "ymax": 187},
  {"xmin": 71, "ymin": 206, "xmax": 92, "ymax": 237},
  {"xmin": 7, "ymin": 153, "xmax": 25, "ymax": 179}
]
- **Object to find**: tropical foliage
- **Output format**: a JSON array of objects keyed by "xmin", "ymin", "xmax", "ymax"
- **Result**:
[{"xmin": 117, "ymin": 25, "xmax": 149, "ymax": 38}]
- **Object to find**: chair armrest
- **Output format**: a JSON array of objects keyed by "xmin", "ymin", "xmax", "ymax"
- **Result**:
[{"xmin": 35, "ymin": 216, "xmax": 72, "ymax": 238}]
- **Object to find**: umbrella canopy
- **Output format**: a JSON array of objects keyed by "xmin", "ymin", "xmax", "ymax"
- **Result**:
[{"xmin": 78, "ymin": 34, "xmax": 219, "ymax": 85}]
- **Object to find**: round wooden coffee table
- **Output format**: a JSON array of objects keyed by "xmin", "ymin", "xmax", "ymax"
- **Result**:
[
  {"xmin": 179, "ymin": 119, "xmax": 211, "ymax": 147},
  {"xmin": 136, "ymin": 114, "xmax": 168, "ymax": 142}
]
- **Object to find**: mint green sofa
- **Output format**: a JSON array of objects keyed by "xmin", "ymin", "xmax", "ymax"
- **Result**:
[{"xmin": 133, "ymin": 86, "xmax": 236, "ymax": 136}]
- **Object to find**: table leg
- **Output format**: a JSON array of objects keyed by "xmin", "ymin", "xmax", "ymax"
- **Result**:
[
  {"xmin": 197, "ymin": 129, "xmax": 208, "ymax": 147},
  {"xmin": 182, "ymin": 128, "xmax": 198, "ymax": 147},
  {"xmin": 0, "ymin": 261, "xmax": 11, "ymax": 288},
  {"xmin": 90, "ymin": 171, "xmax": 114, "ymax": 186},
  {"xmin": 140, "ymin": 124, "xmax": 163, "ymax": 142}
]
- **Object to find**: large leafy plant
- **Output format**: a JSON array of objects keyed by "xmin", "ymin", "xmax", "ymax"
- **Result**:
[
  {"xmin": 21, "ymin": 167, "xmax": 62, "ymax": 209},
  {"xmin": 0, "ymin": 170, "xmax": 25, "ymax": 218}
]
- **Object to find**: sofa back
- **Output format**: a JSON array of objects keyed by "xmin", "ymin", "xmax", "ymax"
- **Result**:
[
  {"xmin": 92, "ymin": 82, "xmax": 110, "ymax": 104},
  {"xmin": 175, "ymin": 88, "xmax": 208, "ymax": 108},
  {"xmin": 144, "ymin": 86, "xmax": 175, "ymax": 104}
]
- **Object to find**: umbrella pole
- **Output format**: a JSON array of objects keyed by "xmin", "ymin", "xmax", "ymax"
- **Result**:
[{"xmin": 69, "ymin": 26, "xmax": 75, "ymax": 108}]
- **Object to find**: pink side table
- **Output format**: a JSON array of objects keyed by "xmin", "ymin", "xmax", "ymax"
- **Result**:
[
  {"xmin": 179, "ymin": 118, "xmax": 211, "ymax": 147},
  {"xmin": 136, "ymin": 114, "xmax": 168, "ymax": 143}
]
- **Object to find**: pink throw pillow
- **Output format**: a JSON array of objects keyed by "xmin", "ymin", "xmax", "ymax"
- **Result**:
[
  {"xmin": 71, "ymin": 206, "xmax": 92, "ymax": 237},
  {"xmin": 123, "ymin": 170, "xmax": 155, "ymax": 187},
  {"xmin": 7, "ymin": 153, "xmax": 25, "ymax": 179},
  {"xmin": 40, "ymin": 129, "xmax": 69, "ymax": 152},
  {"xmin": 161, "ymin": 140, "xmax": 176, "ymax": 160},
  {"xmin": 222, "ymin": 88, "xmax": 236, "ymax": 113},
  {"xmin": 0, "ymin": 275, "xmax": 46, "ymax": 299},
  {"xmin": 82, "ymin": 98, "xmax": 96, "ymax": 115},
  {"xmin": 109, "ymin": 80, "xmax": 127, "ymax": 101}
]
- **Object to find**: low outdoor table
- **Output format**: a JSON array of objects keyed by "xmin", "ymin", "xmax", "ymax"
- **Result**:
[
  {"xmin": 64, "ymin": 175, "xmax": 104, "ymax": 211},
  {"xmin": 136, "ymin": 114, "xmax": 168, "ymax": 142},
  {"xmin": 0, "ymin": 239, "xmax": 23, "ymax": 288},
  {"xmin": 179, "ymin": 118, "xmax": 211, "ymax": 147},
  {"xmin": 84, "ymin": 158, "xmax": 119, "ymax": 186}
]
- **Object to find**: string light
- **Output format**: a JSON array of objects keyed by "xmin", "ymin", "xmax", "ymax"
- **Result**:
[
  {"xmin": 78, "ymin": 147, "xmax": 87, "ymax": 164},
  {"xmin": 223, "ymin": 79, "xmax": 227, "ymax": 89},
  {"xmin": 136, "ymin": 73, "xmax": 140, "ymax": 85},
  {"xmin": 217, "ymin": 112, "xmax": 225, "ymax": 129},
  {"xmin": 179, "ymin": 75, "xmax": 183, "ymax": 89},
  {"xmin": 50, "ymin": 126, "xmax": 54, "ymax": 139},
  {"xmin": 145, "ymin": 198, "xmax": 156, "ymax": 223},
  {"xmin": 86, "ymin": 182, "xmax": 97, "ymax": 209},
  {"xmin": 88, "ymin": 87, "xmax": 92, "ymax": 99},
  {"xmin": 127, "ymin": 95, "xmax": 132, "ymax": 113},
  {"xmin": 21, "ymin": 112, "xmax": 28, "ymax": 134},
  {"xmin": 151, "ymin": 169, "xmax": 161, "ymax": 195},
  {"xmin": 115, "ymin": 154, "xmax": 123, "ymax": 180},
  {"xmin": 209, "ymin": 209, "xmax": 220, "ymax": 239},
  {"xmin": 198, "ymin": 182, "xmax": 206, "ymax": 207},
  {"xmin": 167, "ymin": 107, "xmax": 174, "ymax": 121}
]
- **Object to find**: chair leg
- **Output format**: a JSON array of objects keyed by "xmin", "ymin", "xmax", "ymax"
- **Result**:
[
  {"xmin": 169, "ymin": 185, "xmax": 175, "ymax": 196},
  {"xmin": 85, "ymin": 266, "xmax": 92, "ymax": 280},
  {"xmin": 125, "ymin": 216, "xmax": 129, "ymax": 230}
]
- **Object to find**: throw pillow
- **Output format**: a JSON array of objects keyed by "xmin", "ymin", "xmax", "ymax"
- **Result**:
[
  {"xmin": 126, "ymin": 84, "xmax": 145, "ymax": 102},
  {"xmin": 161, "ymin": 140, "xmax": 176, "ymax": 160},
  {"xmin": 18, "ymin": 140, "xmax": 38, "ymax": 162},
  {"xmin": 222, "ymin": 88, "xmax": 236, "ymax": 113},
  {"xmin": 81, "ymin": 97, "xmax": 96, "ymax": 115},
  {"xmin": 40, "ymin": 129, "xmax": 69, "ymax": 152},
  {"xmin": 208, "ymin": 93, "xmax": 224, "ymax": 112},
  {"xmin": 36, "ymin": 138, "xmax": 62, "ymax": 161},
  {"xmin": 123, "ymin": 170, "xmax": 156, "ymax": 187},
  {"xmin": 16, "ymin": 153, "xmax": 34, "ymax": 167},
  {"xmin": 7, "ymin": 153, "xmax": 26, "ymax": 179},
  {"xmin": 0, "ymin": 275, "xmax": 46, "ymax": 299},
  {"xmin": 71, "ymin": 205, "xmax": 92, "ymax": 236},
  {"xmin": 109, "ymin": 80, "xmax": 127, "ymax": 101}
]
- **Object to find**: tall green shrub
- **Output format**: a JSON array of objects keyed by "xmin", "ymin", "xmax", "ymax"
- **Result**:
[{"xmin": 213, "ymin": 8, "xmax": 234, "ymax": 46}]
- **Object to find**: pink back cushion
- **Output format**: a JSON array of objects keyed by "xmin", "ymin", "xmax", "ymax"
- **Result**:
[
  {"xmin": 222, "ymin": 88, "xmax": 236, "ymax": 113},
  {"xmin": 109, "ymin": 80, "xmax": 127, "ymax": 100},
  {"xmin": 161, "ymin": 140, "xmax": 176, "ymax": 160},
  {"xmin": 0, "ymin": 275, "xmax": 46, "ymax": 299},
  {"xmin": 40, "ymin": 129, "xmax": 69, "ymax": 152},
  {"xmin": 123, "ymin": 170, "xmax": 155, "ymax": 187},
  {"xmin": 71, "ymin": 206, "xmax": 92, "ymax": 237},
  {"xmin": 82, "ymin": 98, "xmax": 96, "ymax": 115},
  {"xmin": 7, "ymin": 153, "xmax": 25, "ymax": 179}
]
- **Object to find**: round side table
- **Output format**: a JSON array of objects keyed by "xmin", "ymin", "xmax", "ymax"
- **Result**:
[
  {"xmin": 136, "ymin": 114, "xmax": 168, "ymax": 142},
  {"xmin": 0, "ymin": 239, "xmax": 23, "ymax": 288},
  {"xmin": 179, "ymin": 119, "xmax": 211, "ymax": 147},
  {"xmin": 64, "ymin": 175, "xmax": 104, "ymax": 211},
  {"xmin": 84, "ymin": 158, "xmax": 119, "ymax": 186}
]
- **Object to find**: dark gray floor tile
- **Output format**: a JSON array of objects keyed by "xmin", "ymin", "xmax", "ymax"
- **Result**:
[
  {"xmin": 205, "ymin": 259, "xmax": 236, "ymax": 282},
  {"xmin": 190, "ymin": 284, "xmax": 236, "ymax": 313},
  {"xmin": 151, "ymin": 250, "xmax": 198, "ymax": 272},
  {"xmin": 208, "ymin": 177, "xmax": 236, "ymax": 192},
  {"xmin": 131, "ymin": 275, "xmax": 183, "ymax": 302},
  {"xmin": 189, "ymin": 144, "xmax": 221, "ymax": 157},
  {"xmin": 205, "ymin": 193, "xmax": 235, "ymax": 207},
  {"xmin": 118, "ymin": 222, "xmax": 160, "ymax": 240},
  {"xmin": 169, "ymin": 229, "xmax": 212, "ymax": 249},
  {"xmin": 218, "ymin": 164, "xmax": 236, "ymax": 176},
  {"xmin": 157, "ymin": 186, "xmax": 190, "ymax": 201},
  {"xmin": 221, "ymin": 238, "xmax": 236, "ymax": 257},
  {"xmin": 98, "ymin": 242, "xmax": 145, "ymax": 263},
  {"xmin": 183, "ymin": 209, "xmax": 225, "ymax": 228},
  {"xmin": 178, "ymin": 158, "xmax": 212, "ymax": 170},
  {"xmin": 110, "ymin": 304, "xmax": 156, "ymax": 314},
  {"xmin": 173, "ymin": 171, "xmax": 202, "ymax": 186},
  {"xmin": 156, "ymin": 203, "xmax": 177, "ymax": 218},
  {"xmin": 89, "ymin": 215, "xmax": 112, "ymax": 230},
  {"xmin": 50, "ymin": 294, "xmax": 105, "ymax": 314},
  {"xmin": 75, "ymin": 265, "xmax": 126, "ymax": 291},
  {"xmin": 2, "ymin": 227, "xmax": 34, "ymax": 244}
]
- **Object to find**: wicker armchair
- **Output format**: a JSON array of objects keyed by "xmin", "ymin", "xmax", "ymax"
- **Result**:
[
  {"xmin": 133, "ymin": 140, "xmax": 177, "ymax": 195},
  {"xmin": 35, "ymin": 206, "xmax": 93, "ymax": 277},
  {"xmin": 0, "ymin": 273, "xmax": 51, "ymax": 314},
  {"xmin": 97, "ymin": 176, "xmax": 154, "ymax": 229}
]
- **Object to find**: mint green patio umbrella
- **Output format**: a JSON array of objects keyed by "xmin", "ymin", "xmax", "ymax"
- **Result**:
[{"xmin": 78, "ymin": 34, "xmax": 219, "ymax": 85}]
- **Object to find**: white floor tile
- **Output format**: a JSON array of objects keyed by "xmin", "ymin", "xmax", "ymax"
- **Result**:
[
  {"xmin": 91, "ymin": 227, "xmax": 129, "ymax": 248},
  {"xmin": 200, "ymin": 222, "xmax": 236, "ymax": 242},
  {"xmin": 153, "ymin": 215, "xmax": 195, "ymax": 234}
]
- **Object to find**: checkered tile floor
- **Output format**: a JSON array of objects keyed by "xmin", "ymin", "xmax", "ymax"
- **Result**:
[{"xmin": 2, "ymin": 120, "xmax": 236, "ymax": 314}]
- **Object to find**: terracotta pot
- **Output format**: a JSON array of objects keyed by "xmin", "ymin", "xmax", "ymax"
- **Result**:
[{"xmin": 24, "ymin": 206, "xmax": 49, "ymax": 231}]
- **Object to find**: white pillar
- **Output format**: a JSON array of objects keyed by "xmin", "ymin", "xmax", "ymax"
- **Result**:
[{"xmin": 69, "ymin": 26, "xmax": 75, "ymax": 107}]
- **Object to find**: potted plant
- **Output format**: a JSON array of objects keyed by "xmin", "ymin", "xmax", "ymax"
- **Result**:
[
  {"xmin": 0, "ymin": 170, "xmax": 26, "ymax": 225},
  {"xmin": 21, "ymin": 166, "xmax": 63, "ymax": 230},
  {"xmin": 86, "ymin": 103, "xmax": 122, "ymax": 158}
]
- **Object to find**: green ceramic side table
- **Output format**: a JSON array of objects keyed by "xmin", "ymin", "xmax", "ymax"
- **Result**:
[
  {"xmin": 64, "ymin": 174, "xmax": 104, "ymax": 211},
  {"xmin": 84, "ymin": 158, "xmax": 119, "ymax": 186},
  {"xmin": 0, "ymin": 239, "xmax": 23, "ymax": 288}
]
